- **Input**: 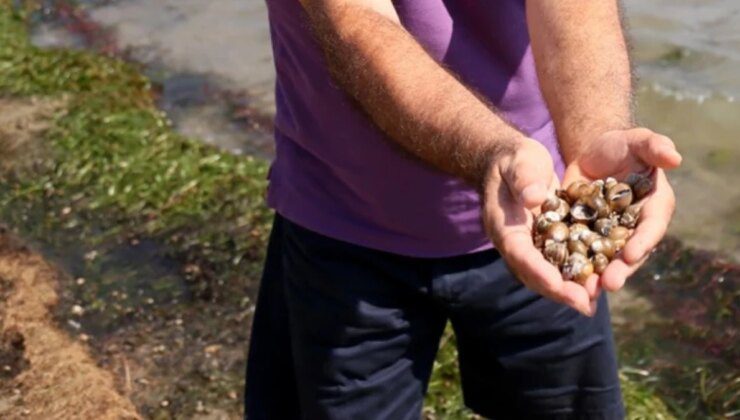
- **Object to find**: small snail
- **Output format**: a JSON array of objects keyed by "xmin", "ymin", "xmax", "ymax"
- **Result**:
[
  {"xmin": 544, "ymin": 240, "xmax": 569, "ymax": 266},
  {"xmin": 594, "ymin": 218, "xmax": 615, "ymax": 237},
  {"xmin": 567, "ymin": 239, "xmax": 589, "ymax": 256},
  {"xmin": 620, "ymin": 204, "xmax": 641, "ymax": 228},
  {"xmin": 606, "ymin": 182, "xmax": 633, "ymax": 212},
  {"xmin": 570, "ymin": 202, "xmax": 598, "ymax": 223},
  {"xmin": 593, "ymin": 253, "xmax": 609, "ymax": 275},
  {"xmin": 590, "ymin": 237, "xmax": 616, "ymax": 259},
  {"xmin": 534, "ymin": 172, "xmax": 649, "ymax": 286},
  {"xmin": 546, "ymin": 222, "xmax": 570, "ymax": 242},
  {"xmin": 626, "ymin": 173, "xmax": 654, "ymax": 201},
  {"xmin": 563, "ymin": 253, "xmax": 594, "ymax": 285}
]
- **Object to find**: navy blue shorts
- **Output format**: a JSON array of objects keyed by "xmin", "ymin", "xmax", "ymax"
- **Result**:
[{"xmin": 245, "ymin": 215, "xmax": 624, "ymax": 419}]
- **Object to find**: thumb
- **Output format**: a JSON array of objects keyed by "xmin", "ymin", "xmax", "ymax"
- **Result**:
[
  {"xmin": 501, "ymin": 139, "xmax": 556, "ymax": 209},
  {"xmin": 626, "ymin": 128, "xmax": 683, "ymax": 169}
]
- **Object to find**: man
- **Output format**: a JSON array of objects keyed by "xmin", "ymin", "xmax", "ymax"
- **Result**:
[{"xmin": 246, "ymin": 0, "xmax": 682, "ymax": 418}]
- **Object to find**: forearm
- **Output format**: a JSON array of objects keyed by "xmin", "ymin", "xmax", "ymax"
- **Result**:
[
  {"xmin": 303, "ymin": 2, "xmax": 525, "ymax": 188},
  {"xmin": 527, "ymin": 0, "xmax": 633, "ymax": 164}
]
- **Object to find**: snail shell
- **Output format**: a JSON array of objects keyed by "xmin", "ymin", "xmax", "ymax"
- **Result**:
[
  {"xmin": 604, "ymin": 177, "xmax": 618, "ymax": 191},
  {"xmin": 580, "ymin": 230, "xmax": 600, "ymax": 247},
  {"xmin": 563, "ymin": 253, "xmax": 594, "ymax": 285},
  {"xmin": 565, "ymin": 181, "xmax": 589, "ymax": 203},
  {"xmin": 594, "ymin": 217, "xmax": 615, "ymax": 237},
  {"xmin": 585, "ymin": 194, "xmax": 611, "ymax": 218},
  {"xmin": 593, "ymin": 253, "xmax": 609, "ymax": 274},
  {"xmin": 590, "ymin": 237, "xmax": 616, "ymax": 259},
  {"xmin": 626, "ymin": 173, "xmax": 654, "ymax": 201},
  {"xmin": 542, "ymin": 196, "xmax": 571, "ymax": 220},
  {"xmin": 606, "ymin": 182, "xmax": 633, "ymax": 212},
  {"xmin": 608, "ymin": 226, "xmax": 630, "ymax": 250},
  {"xmin": 535, "ymin": 211, "xmax": 561, "ymax": 234},
  {"xmin": 568, "ymin": 223, "xmax": 591, "ymax": 242},
  {"xmin": 541, "ymin": 195, "xmax": 561, "ymax": 213},
  {"xmin": 591, "ymin": 179, "xmax": 605, "ymax": 195},
  {"xmin": 567, "ymin": 239, "xmax": 589, "ymax": 256},
  {"xmin": 544, "ymin": 240, "xmax": 568, "ymax": 266},
  {"xmin": 546, "ymin": 222, "xmax": 570, "ymax": 242},
  {"xmin": 620, "ymin": 204, "xmax": 641, "ymax": 228},
  {"xmin": 570, "ymin": 201, "xmax": 598, "ymax": 223}
]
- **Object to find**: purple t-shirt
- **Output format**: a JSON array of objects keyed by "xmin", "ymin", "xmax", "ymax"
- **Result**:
[{"xmin": 265, "ymin": 0, "xmax": 565, "ymax": 257}]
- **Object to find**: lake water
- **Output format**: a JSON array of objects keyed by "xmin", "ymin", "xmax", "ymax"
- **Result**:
[{"xmin": 31, "ymin": 0, "xmax": 739, "ymax": 260}]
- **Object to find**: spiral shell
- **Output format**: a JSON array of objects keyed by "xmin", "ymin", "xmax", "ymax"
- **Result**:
[
  {"xmin": 567, "ymin": 239, "xmax": 589, "ymax": 256},
  {"xmin": 546, "ymin": 222, "xmax": 570, "ymax": 242},
  {"xmin": 608, "ymin": 226, "xmax": 630, "ymax": 250},
  {"xmin": 594, "ymin": 218, "xmax": 615, "ymax": 237},
  {"xmin": 627, "ymin": 173, "xmax": 654, "ymax": 201},
  {"xmin": 535, "ymin": 211, "xmax": 561, "ymax": 234},
  {"xmin": 620, "ymin": 204, "xmax": 641, "ymax": 228},
  {"xmin": 544, "ymin": 240, "xmax": 569, "ymax": 266},
  {"xmin": 563, "ymin": 253, "xmax": 594, "ymax": 285},
  {"xmin": 568, "ymin": 223, "xmax": 591, "ymax": 242},
  {"xmin": 590, "ymin": 237, "xmax": 616, "ymax": 259},
  {"xmin": 606, "ymin": 182, "xmax": 633, "ymax": 212},
  {"xmin": 570, "ymin": 201, "xmax": 598, "ymax": 223},
  {"xmin": 593, "ymin": 253, "xmax": 609, "ymax": 275}
]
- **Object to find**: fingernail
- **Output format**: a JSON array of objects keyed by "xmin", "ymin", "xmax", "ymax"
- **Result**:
[{"xmin": 521, "ymin": 183, "xmax": 546, "ymax": 205}]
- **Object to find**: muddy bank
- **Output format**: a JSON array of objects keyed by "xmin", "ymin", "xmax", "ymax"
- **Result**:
[{"xmin": 0, "ymin": 228, "xmax": 139, "ymax": 419}]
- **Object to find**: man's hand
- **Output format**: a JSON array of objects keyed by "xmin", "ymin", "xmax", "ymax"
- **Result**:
[
  {"xmin": 562, "ymin": 128, "xmax": 682, "ymax": 293},
  {"xmin": 482, "ymin": 138, "xmax": 597, "ymax": 316}
]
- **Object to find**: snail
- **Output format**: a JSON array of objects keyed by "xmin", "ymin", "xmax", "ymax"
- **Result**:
[
  {"xmin": 533, "ymin": 172, "xmax": 650, "ymax": 286},
  {"xmin": 563, "ymin": 253, "xmax": 594, "ymax": 285},
  {"xmin": 620, "ymin": 204, "xmax": 640, "ymax": 228},
  {"xmin": 626, "ymin": 172, "xmax": 654, "ymax": 201},
  {"xmin": 570, "ymin": 202, "xmax": 598, "ymax": 223},
  {"xmin": 593, "ymin": 253, "xmax": 609, "ymax": 275},
  {"xmin": 567, "ymin": 239, "xmax": 589, "ymax": 256},
  {"xmin": 594, "ymin": 218, "xmax": 615, "ymax": 237},
  {"xmin": 568, "ymin": 223, "xmax": 591, "ymax": 242},
  {"xmin": 535, "ymin": 211, "xmax": 561, "ymax": 234},
  {"xmin": 544, "ymin": 240, "xmax": 569, "ymax": 266},
  {"xmin": 590, "ymin": 237, "xmax": 616, "ymax": 259},
  {"xmin": 546, "ymin": 222, "xmax": 570, "ymax": 242},
  {"xmin": 608, "ymin": 226, "xmax": 630, "ymax": 250},
  {"xmin": 606, "ymin": 182, "xmax": 633, "ymax": 212}
]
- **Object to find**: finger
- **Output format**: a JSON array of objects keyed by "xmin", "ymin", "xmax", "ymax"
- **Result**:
[
  {"xmin": 503, "ymin": 232, "xmax": 593, "ymax": 316},
  {"xmin": 502, "ymin": 140, "xmax": 555, "ymax": 209},
  {"xmin": 622, "ymin": 171, "xmax": 674, "ymax": 263},
  {"xmin": 627, "ymin": 129, "xmax": 683, "ymax": 169},
  {"xmin": 600, "ymin": 253, "xmax": 650, "ymax": 292},
  {"xmin": 582, "ymin": 273, "xmax": 600, "ymax": 300}
]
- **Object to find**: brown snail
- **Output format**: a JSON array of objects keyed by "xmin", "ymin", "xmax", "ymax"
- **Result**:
[
  {"xmin": 593, "ymin": 253, "xmax": 609, "ymax": 275},
  {"xmin": 546, "ymin": 222, "xmax": 570, "ymax": 242},
  {"xmin": 620, "ymin": 204, "xmax": 641, "ymax": 228},
  {"xmin": 544, "ymin": 240, "xmax": 569, "ymax": 266},
  {"xmin": 594, "ymin": 218, "xmax": 615, "ymax": 237},
  {"xmin": 606, "ymin": 182, "xmax": 633, "ymax": 212},
  {"xmin": 534, "ymin": 172, "xmax": 649, "ymax": 286},
  {"xmin": 626, "ymin": 173, "xmax": 654, "ymax": 201},
  {"xmin": 567, "ymin": 239, "xmax": 589, "ymax": 256},
  {"xmin": 563, "ymin": 253, "xmax": 594, "ymax": 285},
  {"xmin": 590, "ymin": 237, "xmax": 616, "ymax": 259}
]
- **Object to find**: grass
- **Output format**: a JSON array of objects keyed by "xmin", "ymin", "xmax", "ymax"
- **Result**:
[{"xmin": 0, "ymin": 1, "xmax": 706, "ymax": 417}]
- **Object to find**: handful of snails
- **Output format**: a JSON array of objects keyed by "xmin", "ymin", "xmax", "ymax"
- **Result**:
[{"xmin": 533, "ymin": 172, "xmax": 654, "ymax": 285}]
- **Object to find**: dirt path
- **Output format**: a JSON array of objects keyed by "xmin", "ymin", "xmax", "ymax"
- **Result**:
[{"xmin": 0, "ymin": 228, "xmax": 139, "ymax": 419}]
